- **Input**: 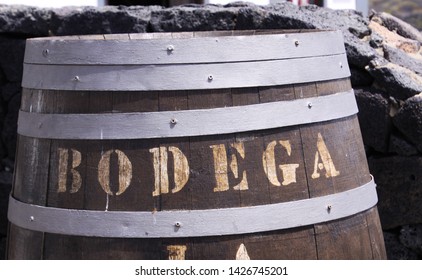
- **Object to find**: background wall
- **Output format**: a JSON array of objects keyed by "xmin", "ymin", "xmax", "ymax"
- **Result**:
[{"xmin": 0, "ymin": 1, "xmax": 421, "ymax": 259}]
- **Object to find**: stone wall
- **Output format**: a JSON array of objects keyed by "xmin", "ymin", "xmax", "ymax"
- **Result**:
[{"xmin": 0, "ymin": 1, "xmax": 421, "ymax": 259}]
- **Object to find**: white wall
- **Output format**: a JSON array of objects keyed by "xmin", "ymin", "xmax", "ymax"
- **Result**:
[{"xmin": 0, "ymin": 0, "xmax": 101, "ymax": 8}]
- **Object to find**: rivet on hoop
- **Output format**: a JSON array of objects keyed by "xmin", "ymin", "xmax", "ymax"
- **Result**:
[
  {"xmin": 327, "ymin": 205, "xmax": 332, "ymax": 213},
  {"xmin": 167, "ymin": 45, "xmax": 175, "ymax": 52},
  {"xmin": 170, "ymin": 118, "xmax": 177, "ymax": 124},
  {"xmin": 339, "ymin": 62, "xmax": 343, "ymax": 68},
  {"xmin": 208, "ymin": 75, "xmax": 214, "ymax": 81},
  {"xmin": 294, "ymin": 40, "xmax": 300, "ymax": 47},
  {"xmin": 29, "ymin": 216, "xmax": 35, "ymax": 222},
  {"xmin": 174, "ymin": 222, "xmax": 182, "ymax": 228},
  {"xmin": 42, "ymin": 49, "xmax": 49, "ymax": 57},
  {"xmin": 307, "ymin": 102, "xmax": 313, "ymax": 109},
  {"xmin": 73, "ymin": 76, "xmax": 80, "ymax": 82}
]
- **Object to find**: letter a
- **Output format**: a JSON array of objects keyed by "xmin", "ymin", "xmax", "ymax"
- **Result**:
[{"xmin": 311, "ymin": 133, "xmax": 340, "ymax": 179}]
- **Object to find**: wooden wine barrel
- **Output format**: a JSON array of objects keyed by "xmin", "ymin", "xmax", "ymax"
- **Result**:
[{"xmin": 7, "ymin": 30, "xmax": 386, "ymax": 259}]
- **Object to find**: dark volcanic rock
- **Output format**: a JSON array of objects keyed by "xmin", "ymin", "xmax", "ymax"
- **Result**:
[
  {"xmin": 0, "ymin": 37, "xmax": 25, "ymax": 82},
  {"xmin": 389, "ymin": 134, "xmax": 419, "ymax": 156},
  {"xmin": 344, "ymin": 33, "xmax": 380, "ymax": 68},
  {"xmin": 383, "ymin": 231, "xmax": 418, "ymax": 260},
  {"xmin": 355, "ymin": 89, "xmax": 391, "ymax": 152},
  {"xmin": 2, "ymin": 93, "xmax": 20, "ymax": 159},
  {"xmin": 383, "ymin": 44, "xmax": 422, "ymax": 76},
  {"xmin": 0, "ymin": 82, "xmax": 21, "ymax": 102},
  {"xmin": 369, "ymin": 156, "xmax": 422, "ymax": 229},
  {"xmin": 0, "ymin": 5, "xmax": 50, "ymax": 36},
  {"xmin": 371, "ymin": 12, "xmax": 422, "ymax": 43},
  {"xmin": 150, "ymin": 5, "xmax": 237, "ymax": 32},
  {"xmin": 350, "ymin": 67, "xmax": 374, "ymax": 87},
  {"xmin": 368, "ymin": 63, "xmax": 422, "ymax": 100},
  {"xmin": 400, "ymin": 224, "xmax": 422, "ymax": 255},
  {"xmin": 50, "ymin": 6, "xmax": 155, "ymax": 36},
  {"xmin": 0, "ymin": 171, "xmax": 12, "ymax": 236},
  {"xmin": 393, "ymin": 94, "xmax": 422, "ymax": 152}
]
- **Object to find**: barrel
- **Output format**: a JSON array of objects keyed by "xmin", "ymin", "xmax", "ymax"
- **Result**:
[{"xmin": 7, "ymin": 30, "xmax": 386, "ymax": 259}]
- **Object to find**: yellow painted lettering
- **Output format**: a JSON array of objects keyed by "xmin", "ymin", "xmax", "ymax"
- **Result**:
[
  {"xmin": 311, "ymin": 133, "xmax": 340, "ymax": 179},
  {"xmin": 167, "ymin": 245, "xmax": 187, "ymax": 260},
  {"xmin": 57, "ymin": 148, "xmax": 82, "ymax": 193},
  {"xmin": 150, "ymin": 146, "xmax": 189, "ymax": 197},
  {"xmin": 263, "ymin": 140, "xmax": 299, "ymax": 186},
  {"xmin": 98, "ymin": 150, "xmax": 132, "ymax": 196},
  {"xmin": 211, "ymin": 142, "xmax": 248, "ymax": 192}
]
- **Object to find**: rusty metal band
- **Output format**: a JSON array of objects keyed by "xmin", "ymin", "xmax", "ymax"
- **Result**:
[
  {"xmin": 18, "ymin": 90, "xmax": 358, "ymax": 140},
  {"xmin": 22, "ymin": 54, "xmax": 350, "ymax": 91},
  {"xmin": 8, "ymin": 178, "xmax": 378, "ymax": 238},
  {"xmin": 25, "ymin": 31, "xmax": 346, "ymax": 65}
]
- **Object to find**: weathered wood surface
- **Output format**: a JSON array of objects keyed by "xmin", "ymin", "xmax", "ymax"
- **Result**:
[{"xmin": 8, "ymin": 30, "xmax": 386, "ymax": 260}]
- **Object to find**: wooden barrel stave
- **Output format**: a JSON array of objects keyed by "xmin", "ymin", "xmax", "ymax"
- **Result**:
[{"xmin": 7, "ymin": 30, "xmax": 387, "ymax": 259}]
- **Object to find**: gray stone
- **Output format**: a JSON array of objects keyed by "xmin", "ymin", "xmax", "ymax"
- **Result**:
[
  {"xmin": 355, "ymin": 89, "xmax": 391, "ymax": 152},
  {"xmin": 393, "ymin": 94, "xmax": 422, "ymax": 152},
  {"xmin": 368, "ymin": 156, "xmax": 422, "ymax": 229},
  {"xmin": 150, "ymin": 5, "xmax": 237, "ymax": 32},
  {"xmin": 350, "ymin": 67, "xmax": 374, "ymax": 87},
  {"xmin": 0, "ymin": 37, "xmax": 25, "ymax": 82},
  {"xmin": 367, "ymin": 62, "xmax": 422, "ymax": 100},
  {"xmin": 372, "ymin": 12, "xmax": 422, "ymax": 43},
  {"xmin": 344, "ymin": 32, "xmax": 380, "ymax": 68},
  {"xmin": 0, "ymin": 82, "xmax": 21, "ymax": 102},
  {"xmin": 50, "ymin": 5, "xmax": 155, "ymax": 36},
  {"xmin": 399, "ymin": 224, "xmax": 422, "ymax": 255},
  {"xmin": 0, "ymin": 237, "xmax": 5, "ymax": 260},
  {"xmin": 2, "ymin": 93, "xmax": 19, "ymax": 159},
  {"xmin": 389, "ymin": 134, "xmax": 419, "ymax": 156},
  {"xmin": 383, "ymin": 231, "xmax": 418, "ymax": 260},
  {"xmin": 0, "ymin": 171, "xmax": 12, "ymax": 236},
  {"xmin": 383, "ymin": 44, "xmax": 422, "ymax": 76},
  {"xmin": 0, "ymin": 5, "xmax": 50, "ymax": 36}
]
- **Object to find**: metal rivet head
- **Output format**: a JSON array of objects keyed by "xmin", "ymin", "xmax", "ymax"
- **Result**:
[
  {"xmin": 170, "ymin": 118, "xmax": 177, "ymax": 124},
  {"xmin": 307, "ymin": 102, "xmax": 313, "ymax": 109},
  {"xmin": 73, "ymin": 76, "xmax": 80, "ymax": 81},
  {"xmin": 327, "ymin": 205, "xmax": 332, "ymax": 212},
  {"xmin": 294, "ymin": 40, "xmax": 300, "ymax": 47},
  {"xmin": 30, "ymin": 216, "xmax": 35, "ymax": 222},
  {"xmin": 167, "ymin": 45, "xmax": 174, "ymax": 52},
  {"xmin": 339, "ymin": 62, "xmax": 343, "ymax": 68},
  {"xmin": 42, "ymin": 49, "xmax": 49, "ymax": 57},
  {"xmin": 174, "ymin": 222, "xmax": 181, "ymax": 228},
  {"xmin": 208, "ymin": 75, "xmax": 214, "ymax": 81}
]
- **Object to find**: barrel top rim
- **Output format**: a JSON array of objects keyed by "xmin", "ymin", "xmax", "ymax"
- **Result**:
[{"xmin": 27, "ymin": 29, "xmax": 342, "ymax": 41}]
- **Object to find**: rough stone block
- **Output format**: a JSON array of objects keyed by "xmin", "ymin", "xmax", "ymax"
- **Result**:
[
  {"xmin": 383, "ymin": 44, "xmax": 422, "ymax": 76},
  {"xmin": 368, "ymin": 156, "xmax": 422, "ymax": 229},
  {"xmin": 0, "ymin": 37, "xmax": 25, "ymax": 82},
  {"xmin": 2, "ymin": 93, "xmax": 19, "ymax": 160},
  {"xmin": 355, "ymin": 89, "xmax": 391, "ymax": 152},
  {"xmin": 393, "ymin": 94, "xmax": 422, "ymax": 152},
  {"xmin": 344, "ymin": 33, "xmax": 380, "ymax": 68},
  {"xmin": 371, "ymin": 12, "xmax": 422, "ymax": 43},
  {"xmin": 0, "ymin": 5, "xmax": 50, "ymax": 36},
  {"xmin": 0, "ymin": 82, "xmax": 21, "ymax": 103},
  {"xmin": 0, "ymin": 170, "xmax": 12, "ymax": 236},
  {"xmin": 389, "ymin": 134, "xmax": 419, "ymax": 156},
  {"xmin": 400, "ymin": 224, "xmax": 422, "ymax": 255},
  {"xmin": 150, "ymin": 5, "xmax": 237, "ymax": 32},
  {"xmin": 367, "ymin": 63, "xmax": 422, "ymax": 100},
  {"xmin": 383, "ymin": 231, "xmax": 418, "ymax": 260},
  {"xmin": 350, "ymin": 67, "xmax": 374, "ymax": 87},
  {"xmin": 50, "ymin": 6, "xmax": 155, "ymax": 36}
]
